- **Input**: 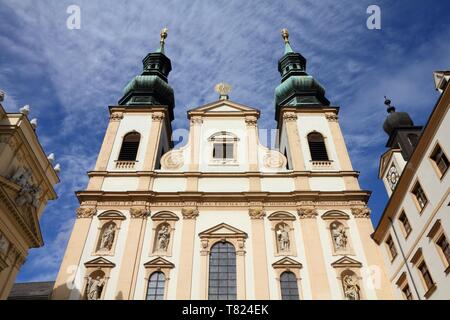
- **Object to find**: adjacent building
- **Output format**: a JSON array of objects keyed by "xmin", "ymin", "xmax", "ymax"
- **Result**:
[
  {"xmin": 0, "ymin": 95, "xmax": 60, "ymax": 299},
  {"xmin": 52, "ymin": 29, "xmax": 395, "ymax": 300},
  {"xmin": 373, "ymin": 71, "xmax": 450, "ymax": 299}
]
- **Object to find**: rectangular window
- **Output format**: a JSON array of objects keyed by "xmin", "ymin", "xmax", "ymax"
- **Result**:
[
  {"xmin": 436, "ymin": 234, "xmax": 450, "ymax": 266},
  {"xmin": 399, "ymin": 211, "xmax": 412, "ymax": 237},
  {"xmin": 418, "ymin": 261, "xmax": 434, "ymax": 291},
  {"xmin": 401, "ymin": 284, "xmax": 413, "ymax": 300},
  {"xmin": 213, "ymin": 143, "xmax": 234, "ymax": 159},
  {"xmin": 430, "ymin": 144, "xmax": 449, "ymax": 178},
  {"xmin": 386, "ymin": 235, "xmax": 398, "ymax": 261},
  {"xmin": 411, "ymin": 182, "xmax": 428, "ymax": 211}
]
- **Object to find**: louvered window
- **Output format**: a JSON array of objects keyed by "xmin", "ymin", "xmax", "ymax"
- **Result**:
[
  {"xmin": 118, "ymin": 132, "xmax": 140, "ymax": 161},
  {"xmin": 307, "ymin": 132, "xmax": 329, "ymax": 161}
]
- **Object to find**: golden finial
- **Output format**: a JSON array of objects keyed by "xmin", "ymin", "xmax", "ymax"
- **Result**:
[
  {"xmin": 281, "ymin": 28, "xmax": 289, "ymax": 43},
  {"xmin": 160, "ymin": 27, "xmax": 168, "ymax": 45},
  {"xmin": 214, "ymin": 82, "xmax": 232, "ymax": 100}
]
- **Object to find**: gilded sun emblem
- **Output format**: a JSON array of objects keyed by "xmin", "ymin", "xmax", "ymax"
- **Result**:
[{"xmin": 214, "ymin": 82, "xmax": 232, "ymax": 96}]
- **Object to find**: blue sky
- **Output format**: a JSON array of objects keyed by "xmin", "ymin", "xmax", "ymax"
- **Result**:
[{"xmin": 0, "ymin": 0, "xmax": 448, "ymax": 282}]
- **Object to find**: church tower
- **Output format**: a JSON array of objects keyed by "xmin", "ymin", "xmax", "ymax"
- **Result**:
[
  {"xmin": 378, "ymin": 98, "xmax": 422, "ymax": 196},
  {"xmin": 53, "ymin": 29, "xmax": 395, "ymax": 300}
]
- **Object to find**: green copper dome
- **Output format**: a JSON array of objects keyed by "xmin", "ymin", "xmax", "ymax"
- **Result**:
[
  {"xmin": 118, "ymin": 28, "xmax": 175, "ymax": 120},
  {"xmin": 274, "ymin": 29, "xmax": 329, "ymax": 121}
]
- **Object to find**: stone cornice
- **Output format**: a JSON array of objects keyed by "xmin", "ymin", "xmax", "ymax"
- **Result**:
[
  {"xmin": 86, "ymin": 170, "xmax": 361, "ymax": 179},
  {"xmin": 76, "ymin": 190, "xmax": 370, "ymax": 209}
]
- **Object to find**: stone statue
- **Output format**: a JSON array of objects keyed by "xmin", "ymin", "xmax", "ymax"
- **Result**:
[
  {"xmin": 343, "ymin": 274, "xmax": 361, "ymax": 300},
  {"xmin": 10, "ymin": 166, "xmax": 42, "ymax": 208},
  {"xmin": 86, "ymin": 276, "xmax": 105, "ymax": 300},
  {"xmin": 99, "ymin": 224, "xmax": 115, "ymax": 251},
  {"xmin": 157, "ymin": 225, "xmax": 170, "ymax": 251},
  {"xmin": 31, "ymin": 185, "xmax": 42, "ymax": 208},
  {"xmin": 0, "ymin": 232, "xmax": 9, "ymax": 256},
  {"xmin": 331, "ymin": 222, "xmax": 347, "ymax": 250},
  {"xmin": 15, "ymin": 183, "xmax": 34, "ymax": 207},
  {"xmin": 10, "ymin": 167, "xmax": 32, "ymax": 188},
  {"xmin": 276, "ymin": 224, "xmax": 290, "ymax": 252}
]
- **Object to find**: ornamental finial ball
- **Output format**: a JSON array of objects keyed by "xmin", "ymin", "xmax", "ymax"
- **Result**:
[
  {"xmin": 160, "ymin": 27, "xmax": 168, "ymax": 43},
  {"xmin": 281, "ymin": 28, "xmax": 289, "ymax": 43}
]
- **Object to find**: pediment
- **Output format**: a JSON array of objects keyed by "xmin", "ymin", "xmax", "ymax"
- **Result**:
[
  {"xmin": 84, "ymin": 257, "xmax": 116, "ymax": 268},
  {"xmin": 151, "ymin": 211, "xmax": 179, "ymax": 221},
  {"xmin": 97, "ymin": 210, "xmax": 126, "ymax": 220},
  {"xmin": 0, "ymin": 182, "xmax": 43, "ymax": 248},
  {"xmin": 199, "ymin": 223, "xmax": 248, "ymax": 239},
  {"xmin": 331, "ymin": 256, "xmax": 362, "ymax": 268},
  {"xmin": 321, "ymin": 210, "xmax": 350, "ymax": 220},
  {"xmin": 272, "ymin": 257, "xmax": 303, "ymax": 269},
  {"xmin": 267, "ymin": 211, "xmax": 296, "ymax": 221},
  {"xmin": 188, "ymin": 100, "xmax": 260, "ymax": 116},
  {"xmin": 143, "ymin": 257, "xmax": 175, "ymax": 269}
]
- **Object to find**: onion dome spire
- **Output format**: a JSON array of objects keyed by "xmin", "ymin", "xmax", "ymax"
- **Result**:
[
  {"xmin": 382, "ymin": 96, "xmax": 422, "ymax": 161},
  {"xmin": 382, "ymin": 96, "xmax": 414, "ymax": 135},
  {"xmin": 118, "ymin": 27, "xmax": 175, "ymax": 120},
  {"xmin": 274, "ymin": 29, "xmax": 330, "ymax": 121}
]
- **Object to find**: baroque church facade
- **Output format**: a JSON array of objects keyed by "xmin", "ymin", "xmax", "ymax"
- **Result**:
[{"xmin": 52, "ymin": 29, "xmax": 395, "ymax": 300}]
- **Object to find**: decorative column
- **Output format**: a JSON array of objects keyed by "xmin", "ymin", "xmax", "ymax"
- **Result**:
[
  {"xmin": 138, "ymin": 112, "xmax": 165, "ymax": 190},
  {"xmin": 246, "ymin": 116, "xmax": 261, "ymax": 191},
  {"xmin": 325, "ymin": 113, "xmax": 360, "ymax": 190},
  {"xmin": 176, "ymin": 208, "xmax": 199, "ymax": 299},
  {"xmin": 283, "ymin": 112, "xmax": 309, "ymax": 190},
  {"xmin": 351, "ymin": 206, "xmax": 395, "ymax": 299},
  {"xmin": 187, "ymin": 116, "xmax": 202, "ymax": 191},
  {"xmin": 248, "ymin": 207, "xmax": 270, "ymax": 299},
  {"xmin": 198, "ymin": 238, "xmax": 210, "ymax": 300},
  {"xmin": 52, "ymin": 207, "xmax": 97, "ymax": 299},
  {"xmin": 297, "ymin": 206, "xmax": 331, "ymax": 299},
  {"xmin": 93, "ymin": 112, "xmax": 123, "ymax": 171},
  {"xmin": 115, "ymin": 207, "xmax": 149, "ymax": 300},
  {"xmin": 0, "ymin": 248, "xmax": 26, "ymax": 300},
  {"xmin": 88, "ymin": 112, "xmax": 123, "ymax": 190},
  {"xmin": 235, "ymin": 238, "xmax": 247, "ymax": 300}
]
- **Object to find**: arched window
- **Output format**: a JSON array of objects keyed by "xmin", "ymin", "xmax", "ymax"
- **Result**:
[
  {"xmin": 280, "ymin": 271, "xmax": 299, "ymax": 300},
  {"xmin": 307, "ymin": 132, "xmax": 329, "ymax": 161},
  {"xmin": 118, "ymin": 132, "xmax": 140, "ymax": 161},
  {"xmin": 208, "ymin": 241, "xmax": 236, "ymax": 300},
  {"xmin": 209, "ymin": 131, "xmax": 239, "ymax": 162},
  {"xmin": 146, "ymin": 272, "xmax": 165, "ymax": 300}
]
